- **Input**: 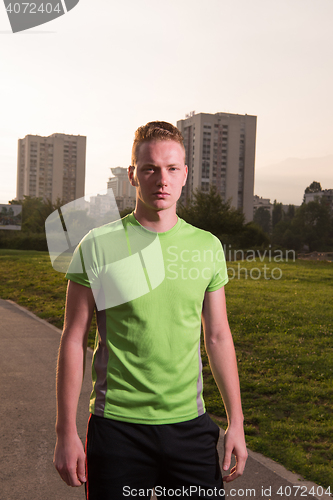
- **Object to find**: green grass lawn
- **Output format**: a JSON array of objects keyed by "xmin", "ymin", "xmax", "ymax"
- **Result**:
[
  {"xmin": 0, "ymin": 249, "xmax": 332, "ymax": 488},
  {"xmin": 203, "ymin": 257, "xmax": 333, "ymax": 489},
  {"xmin": 0, "ymin": 249, "xmax": 97, "ymax": 340}
]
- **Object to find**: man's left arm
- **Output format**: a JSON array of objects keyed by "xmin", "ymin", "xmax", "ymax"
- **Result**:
[{"xmin": 202, "ymin": 286, "xmax": 248, "ymax": 483}]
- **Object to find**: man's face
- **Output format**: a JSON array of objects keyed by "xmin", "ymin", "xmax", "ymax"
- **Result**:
[{"xmin": 129, "ymin": 140, "xmax": 188, "ymax": 213}]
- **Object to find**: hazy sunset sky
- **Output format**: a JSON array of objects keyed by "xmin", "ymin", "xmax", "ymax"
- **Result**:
[{"xmin": 0, "ymin": 0, "xmax": 332, "ymax": 205}]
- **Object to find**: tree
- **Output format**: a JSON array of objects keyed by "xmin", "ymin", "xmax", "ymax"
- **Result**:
[
  {"xmin": 272, "ymin": 200, "xmax": 283, "ymax": 229},
  {"xmin": 284, "ymin": 204, "xmax": 295, "ymax": 222},
  {"xmin": 238, "ymin": 222, "xmax": 270, "ymax": 248},
  {"xmin": 305, "ymin": 181, "xmax": 322, "ymax": 194},
  {"xmin": 272, "ymin": 219, "xmax": 297, "ymax": 249},
  {"xmin": 9, "ymin": 196, "xmax": 63, "ymax": 233},
  {"xmin": 253, "ymin": 207, "xmax": 271, "ymax": 234},
  {"xmin": 303, "ymin": 181, "xmax": 323, "ymax": 204},
  {"xmin": 177, "ymin": 186, "xmax": 245, "ymax": 241},
  {"xmin": 291, "ymin": 198, "xmax": 333, "ymax": 251}
]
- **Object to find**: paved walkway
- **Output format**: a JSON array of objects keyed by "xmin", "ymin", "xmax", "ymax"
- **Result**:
[{"xmin": 0, "ymin": 299, "xmax": 330, "ymax": 500}]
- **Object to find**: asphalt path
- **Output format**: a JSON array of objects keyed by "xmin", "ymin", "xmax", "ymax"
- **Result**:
[{"xmin": 0, "ymin": 299, "xmax": 330, "ymax": 500}]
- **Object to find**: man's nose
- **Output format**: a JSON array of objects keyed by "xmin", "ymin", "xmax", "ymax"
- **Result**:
[{"xmin": 156, "ymin": 170, "xmax": 168, "ymax": 186}]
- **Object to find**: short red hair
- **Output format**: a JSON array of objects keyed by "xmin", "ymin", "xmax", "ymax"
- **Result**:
[{"xmin": 131, "ymin": 121, "xmax": 184, "ymax": 166}]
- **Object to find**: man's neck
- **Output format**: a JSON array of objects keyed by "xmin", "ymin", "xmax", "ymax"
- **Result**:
[{"xmin": 133, "ymin": 204, "xmax": 178, "ymax": 233}]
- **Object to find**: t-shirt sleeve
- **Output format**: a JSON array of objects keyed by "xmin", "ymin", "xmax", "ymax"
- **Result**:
[
  {"xmin": 65, "ymin": 230, "xmax": 100, "ymax": 288},
  {"xmin": 206, "ymin": 235, "xmax": 229, "ymax": 292},
  {"xmin": 65, "ymin": 242, "xmax": 91, "ymax": 287}
]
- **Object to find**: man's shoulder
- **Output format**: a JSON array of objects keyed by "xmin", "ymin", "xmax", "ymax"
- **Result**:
[{"xmin": 177, "ymin": 218, "xmax": 221, "ymax": 246}]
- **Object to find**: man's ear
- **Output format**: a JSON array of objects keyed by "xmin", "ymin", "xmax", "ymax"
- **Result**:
[
  {"xmin": 182, "ymin": 165, "xmax": 188, "ymax": 187},
  {"xmin": 128, "ymin": 165, "xmax": 137, "ymax": 187}
]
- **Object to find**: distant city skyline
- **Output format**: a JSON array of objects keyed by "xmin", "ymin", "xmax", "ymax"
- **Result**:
[
  {"xmin": 4, "ymin": 133, "xmax": 331, "ymax": 208},
  {"xmin": 16, "ymin": 133, "xmax": 86, "ymax": 204},
  {"xmin": 254, "ymin": 155, "xmax": 333, "ymax": 205},
  {"xmin": 1, "ymin": 0, "xmax": 332, "ymax": 206}
]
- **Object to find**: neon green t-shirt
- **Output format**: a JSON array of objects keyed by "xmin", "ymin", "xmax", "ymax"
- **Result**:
[{"xmin": 66, "ymin": 213, "xmax": 228, "ymax": 424}]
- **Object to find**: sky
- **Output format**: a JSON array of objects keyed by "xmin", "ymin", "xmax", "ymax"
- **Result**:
[{"xmin": 0, "ymin": 0, "xmax": 332, "ymax": 206}]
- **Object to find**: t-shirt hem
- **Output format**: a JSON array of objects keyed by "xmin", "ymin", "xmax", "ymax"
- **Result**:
[
  {"xmin": 90, "ymin": 408, "xmax": 206, "ymax": 425},
  {"xmin": 66, "ymin": 273, "xmax": 92, "ymax": 288},
  {"xmin": 206, "ymin": 277, "xmax": 229, "ymax": 292}
]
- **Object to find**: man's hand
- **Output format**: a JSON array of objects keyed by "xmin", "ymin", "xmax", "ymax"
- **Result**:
[
  {"xmin": 54, "ymin": 432, "xmax": 86, "ymax": 487},
  {"xmin": 202, "ymin": 288, "xmax": 248, "ymax": 482},
  {"xmin": 54, "ymin": 281, "xmax": 94, "ymax": 487},
  {"xmin": 222, "ymin": 424, "xmax": 248, "ymax": 483}
]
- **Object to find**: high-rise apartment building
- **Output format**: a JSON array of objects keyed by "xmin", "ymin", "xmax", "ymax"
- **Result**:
[
  {"xmin": 177, "ymin": 112, "xmax": 257, "ymax": 221},
  {"xmin": 16, "ymin": 133, "xmax": 86, "ymax": 204},
  {"xmin": 107, "ymin": 167, "xmax": 136, "ymax": 211}
]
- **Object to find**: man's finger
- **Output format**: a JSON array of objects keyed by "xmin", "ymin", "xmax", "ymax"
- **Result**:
[
  {"xmin": 77, "ymin": 455, "xmax": 87, "ymax": 484},
  {"xmin": 222, "ymin": 445, "xmax": 232, "ymax": 471},
  {"xmin": 223, "ymin": 452, "xmax": 248, "ymax": 482},
  {"xmin": 64, "ymin": 465, "xmax": 83, "ymax": 487},
  {"xmin": 72, "ymin": 467, "xmax": 85, "ymax": 487}
]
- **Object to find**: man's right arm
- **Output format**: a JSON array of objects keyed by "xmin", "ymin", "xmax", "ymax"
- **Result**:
[{"xmin": 53, "ymin": 280, "xmax": 95, "ymax": 487}]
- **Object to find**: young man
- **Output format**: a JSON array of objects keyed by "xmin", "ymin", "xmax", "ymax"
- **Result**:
[{"xmin": 54, "ymin": 121, "xmax": 247, "ymax": 499}]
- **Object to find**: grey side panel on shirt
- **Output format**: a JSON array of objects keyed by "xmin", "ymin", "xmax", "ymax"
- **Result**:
[
  {"xmin": 93, "ymin": 308, "xmax": 108, "ymax": 416},
  {"xmin": 196, "ymin": 342, "xmax": 204, "ymax": 415}
]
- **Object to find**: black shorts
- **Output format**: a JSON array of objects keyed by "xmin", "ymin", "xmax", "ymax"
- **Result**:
[{"xmin": 85, "ymin": 412, "xmax": 224, "ymax": 499}]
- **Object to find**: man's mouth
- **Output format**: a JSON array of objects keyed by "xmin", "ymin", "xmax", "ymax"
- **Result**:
[{"xmin": 154, "ymin": 192, "xmax": 170, "ymax": 197}]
